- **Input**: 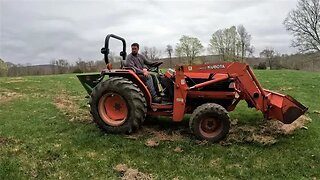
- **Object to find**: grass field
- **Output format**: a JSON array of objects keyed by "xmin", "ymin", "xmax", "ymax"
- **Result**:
[{"xmin": 0, "ymin": 70, "xmax": 320, "ymax": 179}]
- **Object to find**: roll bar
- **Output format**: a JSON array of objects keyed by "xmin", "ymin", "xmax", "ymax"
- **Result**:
[{"xmin": 100, "ymin": 34, "xmax": 127, "ymax": 65}]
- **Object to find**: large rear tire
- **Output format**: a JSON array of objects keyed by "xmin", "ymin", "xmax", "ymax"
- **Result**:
[
  {"xmin": 189, "ymin": 103, "xmax": 230, "ymax": 142},
  {"xmin": 90, "ymin": 77, "xmax": 146, "ymax": 134}
]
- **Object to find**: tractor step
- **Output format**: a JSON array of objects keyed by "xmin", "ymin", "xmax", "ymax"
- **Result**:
[{"xmin": 151, "ymin": 103, "xmax": 173, "ymax": 110}]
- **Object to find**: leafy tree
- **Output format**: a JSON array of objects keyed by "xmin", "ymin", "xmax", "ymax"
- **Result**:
[
  {"xmin": 237, "ymin": 25, "xmax": 252, "ymax": 61},
  {"xmin": 283, "ymin": 0, "xmax": 320, "ymax": 52},
  {"xmin": 175, "ymin": 35, "xmax": 203, "ymax": 64},
  {"xmin": 209, "ymin": 25, "xmax": 253, "ymax": 61},
  {"xmin": 0, "ymin": 58, "xmax": 8, "ymax": 77}
]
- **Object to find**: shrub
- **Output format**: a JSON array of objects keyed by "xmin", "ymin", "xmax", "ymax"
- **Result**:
[
  {"xmin": 72, "ymin": 68, "xmax": 83, "ymax": 73},
  {"xmin": 253, "ymin": 62, "xmax": 267, "ymax": 69}
]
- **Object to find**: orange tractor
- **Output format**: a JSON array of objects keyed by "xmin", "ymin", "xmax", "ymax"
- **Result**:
[{"xmin": 77, "ymin": 34, "xmax": 307, "ymax": 142}]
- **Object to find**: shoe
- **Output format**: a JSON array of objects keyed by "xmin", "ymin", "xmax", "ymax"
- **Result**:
[{"xmin": 152, "ymin": 96, "xmax": 162, "ymax": 103}]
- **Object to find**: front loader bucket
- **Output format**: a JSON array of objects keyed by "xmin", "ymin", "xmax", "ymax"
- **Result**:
[
  {"xmin": 76, "ymin": 73, "xmax": 101, "ymax": 95},
  {"xmin": 265, "ymin": 90, "xmax": 308, "ymax": 124}
]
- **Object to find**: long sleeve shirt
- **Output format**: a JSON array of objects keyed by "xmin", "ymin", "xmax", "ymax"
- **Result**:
[{"xmin": 126, "ymin": 53, "xmax": 153, "ymax": 74}]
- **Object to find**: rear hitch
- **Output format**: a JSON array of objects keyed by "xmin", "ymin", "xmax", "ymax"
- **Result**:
[{"xmin": 76, "ymin": 73, "xmax": 102, "ymax": 94}]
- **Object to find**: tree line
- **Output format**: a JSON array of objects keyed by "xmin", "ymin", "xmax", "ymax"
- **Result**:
[{"xmin": 0, "ymin": 58, "xmax": 107, "ymax": 77}]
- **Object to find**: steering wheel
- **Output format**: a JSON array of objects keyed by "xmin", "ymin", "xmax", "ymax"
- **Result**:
[
  {"xmin": 148, "ymin": 61, "xmax": 163, "ymax": 72},
  {"xmin": 150, "ymin": 61, "xmax": 163, "ymax": 67}
]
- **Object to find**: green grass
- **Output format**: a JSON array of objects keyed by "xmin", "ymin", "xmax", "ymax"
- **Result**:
[{"xmin": 0, "ymin": 70, "xmax": 320, "ymax": 179}]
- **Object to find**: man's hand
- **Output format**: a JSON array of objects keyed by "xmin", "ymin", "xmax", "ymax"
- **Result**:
[{"xmin": 143, "ymin": 68, "xmax": 149, "ymax": 77}]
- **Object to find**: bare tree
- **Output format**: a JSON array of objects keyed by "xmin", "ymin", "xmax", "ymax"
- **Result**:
[
  {"xmin": 141, "ymin": 46, "xmax": 161, "ymax": 61},
  {"xmin": 259, "ymin": 48, "xmax": 276, "ymax": 69},
  {"xmin": 237, "ymin": 25, "xmax": 252, "ymax": 61},
  {"xmin": 166, "ymin": 45, "xmax": 173, "ymax": 59},
  {"xmin": 87, "ymin": 60, "xmax": 97, "ymax": 72},
  {"xmin": 50, "ymin": 59, "xmax": 57, "ymax": 74},
  {"xmin": 54, "ymin": 59, "xmax": 69, "ymax": 74},
  {"xmin": 109, "ymin": 51, "xmax": 122, "ymax": 66},
  {"xmin": 166, "ymin": 45, "xmax": 173, "ymax": 67},
  {"xmin": 95, "ymin": 59, "xmax": 106, "ymax": 70},
  {"xmin": 149, "ymin": 47, "xmax": 161, "ymax": 61},
  {"xmin": 175, "ymin": 35, "xmax": 203, "ymax": 64},
  {"xmin": 76, "ymin": 58, "xmax": 87, "ymax": 73},
  {"xmin": 247, "ymin": 46, "xmax": 255, "ymax": 57},
  {"xmin": 141, "ymin": 47, "xmax": 149, "ymax": 59},
  {"xmin": 283, "ymin": 0, "xmax": 320, "ymax": 52}
]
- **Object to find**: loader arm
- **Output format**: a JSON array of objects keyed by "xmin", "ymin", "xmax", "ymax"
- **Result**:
[{"xmin": 179, "ymin": 62, "xmax": 308, "ymax": 124}]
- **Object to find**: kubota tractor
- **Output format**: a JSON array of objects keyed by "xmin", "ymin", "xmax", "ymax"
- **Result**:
[{"xmin": 77, "ymin": 34, "xmax": 308, "ymax": 142}]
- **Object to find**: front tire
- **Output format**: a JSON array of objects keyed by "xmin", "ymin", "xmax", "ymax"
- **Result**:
[
  {"xmin": 90, "ymin": 77, "xmax": 146, "ymax": 134},
  {"xmin": 189, "ymin": 103, "xmax": 230, "ymax": 142}
]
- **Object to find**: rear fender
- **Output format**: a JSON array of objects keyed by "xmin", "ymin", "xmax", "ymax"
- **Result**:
[{"xmin": 103, "ymin": 70, "xmax": 152, "ymax": 107}]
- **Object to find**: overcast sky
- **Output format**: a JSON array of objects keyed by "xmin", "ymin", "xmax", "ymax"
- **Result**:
[{"xmin": 0, "ymin": 0, "xmax": 298, "ymax": 65}]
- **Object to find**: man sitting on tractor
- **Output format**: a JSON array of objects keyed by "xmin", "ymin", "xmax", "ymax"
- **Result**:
[{"xmin": 126, "ymin": 43, "xmax": 162, "ymax": 103}]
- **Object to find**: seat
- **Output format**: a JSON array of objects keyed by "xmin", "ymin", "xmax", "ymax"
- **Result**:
[
  {"xmin": 121, "ymin": 59, "xmax": 162, "ymax": 96},
  {"xmin": 120, "ymin": 60, "xmax": 128, "ymax": 69},
  {"xmin": 121, "ymin": 60, "xmax": 136, "ymax": 72}
]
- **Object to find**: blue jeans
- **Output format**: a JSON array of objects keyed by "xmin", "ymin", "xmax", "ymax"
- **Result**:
[
  {"xmin": 146, "ymin": 75, "xmax": 157, "ymax": 97},
  {"xmin": 140, "ymin": 75, "xmax": 157, "ymax": 97}
]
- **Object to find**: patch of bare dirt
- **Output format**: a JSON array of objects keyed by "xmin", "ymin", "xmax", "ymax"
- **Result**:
[
  {"xmin": 263, "ymin": 115, "xmax": 312, "ymax": 135},
  {"xmin": 0, "ymin": 136, "xmax": 19, "ymax": 146},
  {"xmin": 145, "ymin": 139, "xmax": 159, "ymax": 147},
  {"xmin": 0, "ymin": 137, "xmax": 10, "ymax": 145},
  {"xmin": 220, "ymin": 115, "xmax": 311, "ymax": 145},
  {"xmin": 86, "ymin": 151, "xmax": 97, "ymax": 158},
  {"xmin": 173, "ymin": 146, "xmax": 183, "ymax": 153},
  {"xmin": 252, "ymin": 134, "xmax": 277, "ymax": 145},
  {"xmin": 5, "ymin": 77, "xmax": 27, "ymax": 83},
  {"xmin": 4, "ymin": 78, "xmax": 41, "ymax": 84},
  {"xmin": 53, "ymin": 92, "xmax": 91, "ymax": 122},
  {"xmin": 209, "ymin": 158, "xmax": 222, "ymax": 167},
  {"xmin": 123, "ymin": 113, "xmax": 310, "ymax": 146},
  {"xmin": 114, "ymin": 164, "xmax": 129, "ymax": 172},
  {"xmin": 144, "ymin": 127, "xmax": 186, "ymax": 141},
  {"xmin": 125, "ymin": 130, "xmax": 146, "ymax": 140},
  {"xmin": 226, "ymin": 163, "xmax": 242, "ymax": 169},
  {"xmin": 194, "ymin": 140, "xmax": 208, "ymax": 146},
  {"xmin": 0, "ymin": 89, "xmax": 24, "ymax": 103},
  {"xmin": 114, "ymin": 164, "xmax": 153, "ymax": 180},
  {"xmin": 125, "ymin": 125, "xmax": 187, "ymax": 146},
  {"xmin": 143, "ymin": 126, "xmax": 187, "ymax": 147}
]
